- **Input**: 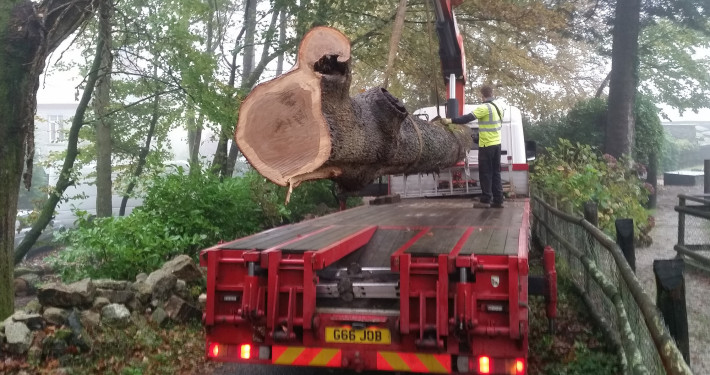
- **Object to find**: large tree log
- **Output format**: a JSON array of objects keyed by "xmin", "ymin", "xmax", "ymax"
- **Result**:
[{"xmin": 236, "ymin": 26, "xmax": 472, "ymax": 196}]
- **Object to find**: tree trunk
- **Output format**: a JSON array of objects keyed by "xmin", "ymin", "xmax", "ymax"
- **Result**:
[
  {"xmin": 595, "ymin": 71, "xmax": 612, "ymax": 98},
  {"xmin": 276, "ymin": 9, "xmax": 286, "ymax": 75},
  {"xmin": 236, "ymin": 27, "xmax": 472, "ymax": 198},
  {"xmin": 95, "ymin": 0, "xmax": 114, "ymax": 217},
  {"xmin": 215, "ymin": 1, "xmax": 281, "ymax": 178},
  {"xmin": 0, "ymin": 0, "xmax": 95, "ymax": 320},
  {"xmin": 15, "ymin": 26, "xmax": 105, "ymax": 265},
  {"xmin": 211, "ymin": 135, "xmax": 228, "ymax": 176},
  {"xmin": 188, "ymin": 0, "xmax": 218, "ymax": 172},
  {"xmin": 225, "ymin": 142, "xmax": 239, "ymax": 177},
  {"xmin": 120, "ymin": 92, "xmax": 160, "ymax": 216},
  {"xmin": 382, "ymin": 0, "xmax": 408, "ymax": 89},
  {"xmin": 187, "ymin": 108, "xmax": 204, "ymax": 169},
  {"xmin": 211, "ymin": 0, "xmax": 248, "ymax": 176},
  {"xmin": 646, "ymin": 151, "xmax": 658, "ymax": 209},
  {"xmin": 605, "ymin": 0, "xmax": 641, "ymax": 159},
  {"xmin": 243, "ymin": 0, "xmax": 257, "ymax": 80}
]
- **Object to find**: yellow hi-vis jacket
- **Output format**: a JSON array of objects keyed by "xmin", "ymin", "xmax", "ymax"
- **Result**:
[{"xmin": 472, "ymin": 101, "xmax": 504, "ymax": 147}]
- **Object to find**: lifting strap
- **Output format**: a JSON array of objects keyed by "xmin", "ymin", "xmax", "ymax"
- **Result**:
[{"xmin": 424, "ymin": 0, "xmax": 441, "ymax": 118}]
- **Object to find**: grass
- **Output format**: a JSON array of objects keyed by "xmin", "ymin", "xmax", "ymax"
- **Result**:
[
  {"xmin": 1, "ymin": 244, "xmax": 623, "ymax": 375},
  {"xmin": 0, "ymin": 316, "xmax": 219, "ymax": 375},
  {"xmin": 527, "ymin": 249, "xmax": 622, "ymax": 375}
]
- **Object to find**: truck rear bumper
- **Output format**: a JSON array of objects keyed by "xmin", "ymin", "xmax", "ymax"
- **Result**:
[
  {"xmin": 201, "ymin": 199, "xmax": 535, "ymax": 375},
  {"xmin": 206, "ymin": 340, "xmax": 526, "ymax": 374}
]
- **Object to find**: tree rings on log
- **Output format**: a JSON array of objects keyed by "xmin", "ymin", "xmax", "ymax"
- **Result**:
[{"xmin": 236, "ymin": 26, "xmax": 472, "ymax": 197}]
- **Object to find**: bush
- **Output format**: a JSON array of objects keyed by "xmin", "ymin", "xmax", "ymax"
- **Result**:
[
  {"xmin": 531, "ymin": 140, "xmax": 653, "ymax": 242},
  {"xmin": 49, "ymin": 171, "xmax": 284, "ymax": 281},
  {"xmin": 138, "ymin": 170, "xmax": 285, "ymax": 240},
  {"xmin": 524, "ymin": 98, "xmax": 606, "ymax": 155},
  {"xmin": 282, "ymin": 180, "xmax": 362, "ymax": 222},
  {"xmin": 50, "ymin": 170, "xmax": 362, "ymax": 282},
  {"xmin": 524, "ymin": 96, "xmax": 665, "ymax": 166},
  {"xmin": 661, "ymin": 136, "xmax": 698, "ymax": 171}
]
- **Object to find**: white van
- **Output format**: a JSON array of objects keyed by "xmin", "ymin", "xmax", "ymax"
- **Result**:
[{"xmin": 388, "ymin": 104, "xmax": 534, "ymax": 198}]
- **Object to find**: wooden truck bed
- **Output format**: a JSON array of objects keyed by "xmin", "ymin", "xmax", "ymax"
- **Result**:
[
  {"xmin": 219, "ymin": 198, "xmax": 525, "ymax": 267},
  {"xmin": 201, "ymin": 198, "xmax": 540, "ymax": 374}
]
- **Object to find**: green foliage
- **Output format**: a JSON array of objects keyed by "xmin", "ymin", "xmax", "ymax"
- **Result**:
[
  {"xmin": 633, "ymin": 96, "xmax": 666, "ymax": 165},
  {"xmin": 345, "ymin": 0, "xmax": 614, "ymax": 115},
  {"xmin": 532, "ymin": 332, "xmax": 622, "ymax": 375},
  {"xmin": 281, "ymin": 180, "xmax": 362, "ymax": 223},
  {"xmin": 524, "ymin": 96, "xmax": 666, "ymax": 167},
  {"xmin": 49, "ymin": 170, "xmax": 361, "ymax": 282},
  {"xmin": 531, "ymin": 140, "xmax": 652, "ymax": 240},
  {"xmin": 139, "ymin": 170, "xmax": 283, "ymax": 239},
  {"xmin": 17, "ymin": 165, "xmax": 48, "ymax": 211},
  {"xmin": 661, "ymin": 136, "xmax": 698, "ymax": 171},
  {"xmin": 529, "ymin": 252, "xmax": 621, "ymax": 375},
  {"xmin": 49, "ymin": 171, "xmax": 284, "ymax": 281},
  {"xmin": 525, "ymin": 98, "xmax": 606, "ymax": 151},
  {"xmin": 639, "ymin": 19, "xmax": 710, "ymax": 116}
]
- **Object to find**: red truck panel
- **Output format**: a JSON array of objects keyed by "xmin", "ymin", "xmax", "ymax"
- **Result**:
[{"xmin": 201, "ymin": 198, "xmax": 531, "ymax": 375}]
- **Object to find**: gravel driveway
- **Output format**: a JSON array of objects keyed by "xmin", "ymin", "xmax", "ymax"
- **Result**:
[{"xmin": 636, "ymin": 182, "xmax": 710, "ymax": 374}]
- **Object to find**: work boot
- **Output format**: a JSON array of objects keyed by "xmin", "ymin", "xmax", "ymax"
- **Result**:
[
  {"xmin": 473, "ymin": 201, "xmax": 491, "ymax": 208},
  {"xmin": 491, "ymin": 202, "xmax": 504, "ymax": 208}
]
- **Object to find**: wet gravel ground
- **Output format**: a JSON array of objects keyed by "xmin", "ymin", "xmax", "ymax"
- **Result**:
[{"xmin": 636, "ymin": 182, "xmax": 710, "ymax": 374}]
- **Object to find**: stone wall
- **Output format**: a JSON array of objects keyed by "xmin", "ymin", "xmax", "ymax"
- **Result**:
[{"xmin": 1, "ymin": 255, "xmax": 207, "ymax": 360}]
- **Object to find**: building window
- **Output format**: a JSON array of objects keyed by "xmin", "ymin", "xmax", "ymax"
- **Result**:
[{"xmin": 48, "ymin": 115, "xmax": 65, "ymax": 142}]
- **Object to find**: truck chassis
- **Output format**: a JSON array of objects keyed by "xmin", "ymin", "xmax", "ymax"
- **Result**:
[{"xmin": 201, "ymin": 198, "xmax": 555, "ymax": 374}]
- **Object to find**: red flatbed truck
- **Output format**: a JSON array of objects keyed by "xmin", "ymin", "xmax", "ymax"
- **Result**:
[{"xmin": 200, "ymin": 198, "xmax": 557, "ymax": 374}]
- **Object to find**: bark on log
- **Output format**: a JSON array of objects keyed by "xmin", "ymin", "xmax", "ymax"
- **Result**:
[{"xmin": 235, "ymin": 26, "xmax": 472, "ymax": 196}]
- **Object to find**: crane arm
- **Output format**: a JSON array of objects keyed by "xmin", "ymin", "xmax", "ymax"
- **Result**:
[{"xmin": 432, "ymin": 0, "xmax": 466, "ymax": 117}]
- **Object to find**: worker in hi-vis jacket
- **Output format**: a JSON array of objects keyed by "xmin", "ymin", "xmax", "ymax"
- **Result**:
[{"xmin": 441, "ymin": 85, "xmax": 505, "ymax": 208}]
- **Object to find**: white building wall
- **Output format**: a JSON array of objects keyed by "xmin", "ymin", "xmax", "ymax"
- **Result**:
[{"xmin": 29, "ymin": 102, "xmax": 247, "ymax": 229}]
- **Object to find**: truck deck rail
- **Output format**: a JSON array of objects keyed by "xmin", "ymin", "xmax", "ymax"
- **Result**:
[{"xmin": 200, "ymin": 198, "xmax": 554, "ymax": 374}]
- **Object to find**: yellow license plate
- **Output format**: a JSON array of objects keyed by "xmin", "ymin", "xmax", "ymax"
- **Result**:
[{"xmin": 325, "ymin": 326, "xmax": 391, "ymax": 344}]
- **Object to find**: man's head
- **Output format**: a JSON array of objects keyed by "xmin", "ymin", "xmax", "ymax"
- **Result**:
[{"xmin": 480, "ymin": 85, "xmax": 494, "ymax": 100}]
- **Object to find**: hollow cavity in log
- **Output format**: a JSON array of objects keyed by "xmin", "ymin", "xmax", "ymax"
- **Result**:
[{"xmin": 235, "ymin": 26, "xmax": 472, "ymax": 200}]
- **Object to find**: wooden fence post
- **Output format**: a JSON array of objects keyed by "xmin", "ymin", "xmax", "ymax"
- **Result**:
[
  {"xmin": 647, "ymin": 152, "xmax": 657, "ymax": 208},
  {"xmin": 584, "ymin": 201, "xmax": 598, "ymax": 226},
  {"xmin": 616, "ymin": 219, "xmax": 635, "ymax": 272},
  {"xmin": 705, "ymin": 160, "xmax": 710, "ymax": 194},
  {"xmin": 583, "ymin": 201, "xmax": 598, "ymax": 294},
  {"xmin": 678, "ymin": 196, "xmax": 686, "ymax": 248},
  {"xmin": 653, "ymin": 258, "xmax": 690, "ymax": 366}
]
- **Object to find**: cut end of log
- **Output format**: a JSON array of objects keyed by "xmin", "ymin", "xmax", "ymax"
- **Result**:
[
  {"xmin": 236, "ymin": 26, "xmax": 472, "ymax": 196},
  {"xmin": 236, "ymin": 76, "xmax": 330, "ymax": 186},
  {"xmin": 298, "ymin": 27, "xmax": 351, "ymax": 69},
  {"xmin": 236, "ymin": 27, "xmax": 352, "ymax": 187}
]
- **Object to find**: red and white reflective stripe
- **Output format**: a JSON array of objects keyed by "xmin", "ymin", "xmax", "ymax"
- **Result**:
[
  {"xmin": 376, "ymin": 351, "xmax": 451, "ymax": 373},
  {"xmin": 271, "ymin": 346, "xmax": 341, "ymax": 367}
]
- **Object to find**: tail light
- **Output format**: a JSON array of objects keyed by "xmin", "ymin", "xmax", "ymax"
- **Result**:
[
  {"xmin": 240, "ymin": 344, "xmax": 252, "ymax": 360},
  {"xmin": 478, "ymin": 356, "xmax": 491, "ymax": 374},
  {"xmin": 515, "ymin": 358, "xmax": 525, "ymax": 374},
  {"xmin": 208, "ymin": 343, "xmax": 221, "ymax": 358}
]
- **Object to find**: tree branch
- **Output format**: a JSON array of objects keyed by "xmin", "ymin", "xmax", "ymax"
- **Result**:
[{"xmin": 41, "ymin": 0, "xmax": 97, "ymax": 52}]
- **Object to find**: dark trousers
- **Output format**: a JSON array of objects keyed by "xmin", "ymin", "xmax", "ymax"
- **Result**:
[{"xmin": 478, "ymin": 144, "xmax": 503, "ymax": 204}]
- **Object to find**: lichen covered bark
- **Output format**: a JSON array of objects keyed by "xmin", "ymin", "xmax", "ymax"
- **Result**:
[
  {"xmin": 0, "ymin": 0, "xmax": 45, "ymax": 320},
  {"xmin": 0, "ymin": 0, "xmax": 96, "ymax": 319},
  {"xmin": 321, "ymin": 85, "xmax": 471, "ymax": 191},
  {"xmin": 236, "ymin": 26, "xmax": 472, "ymax": 194}
]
